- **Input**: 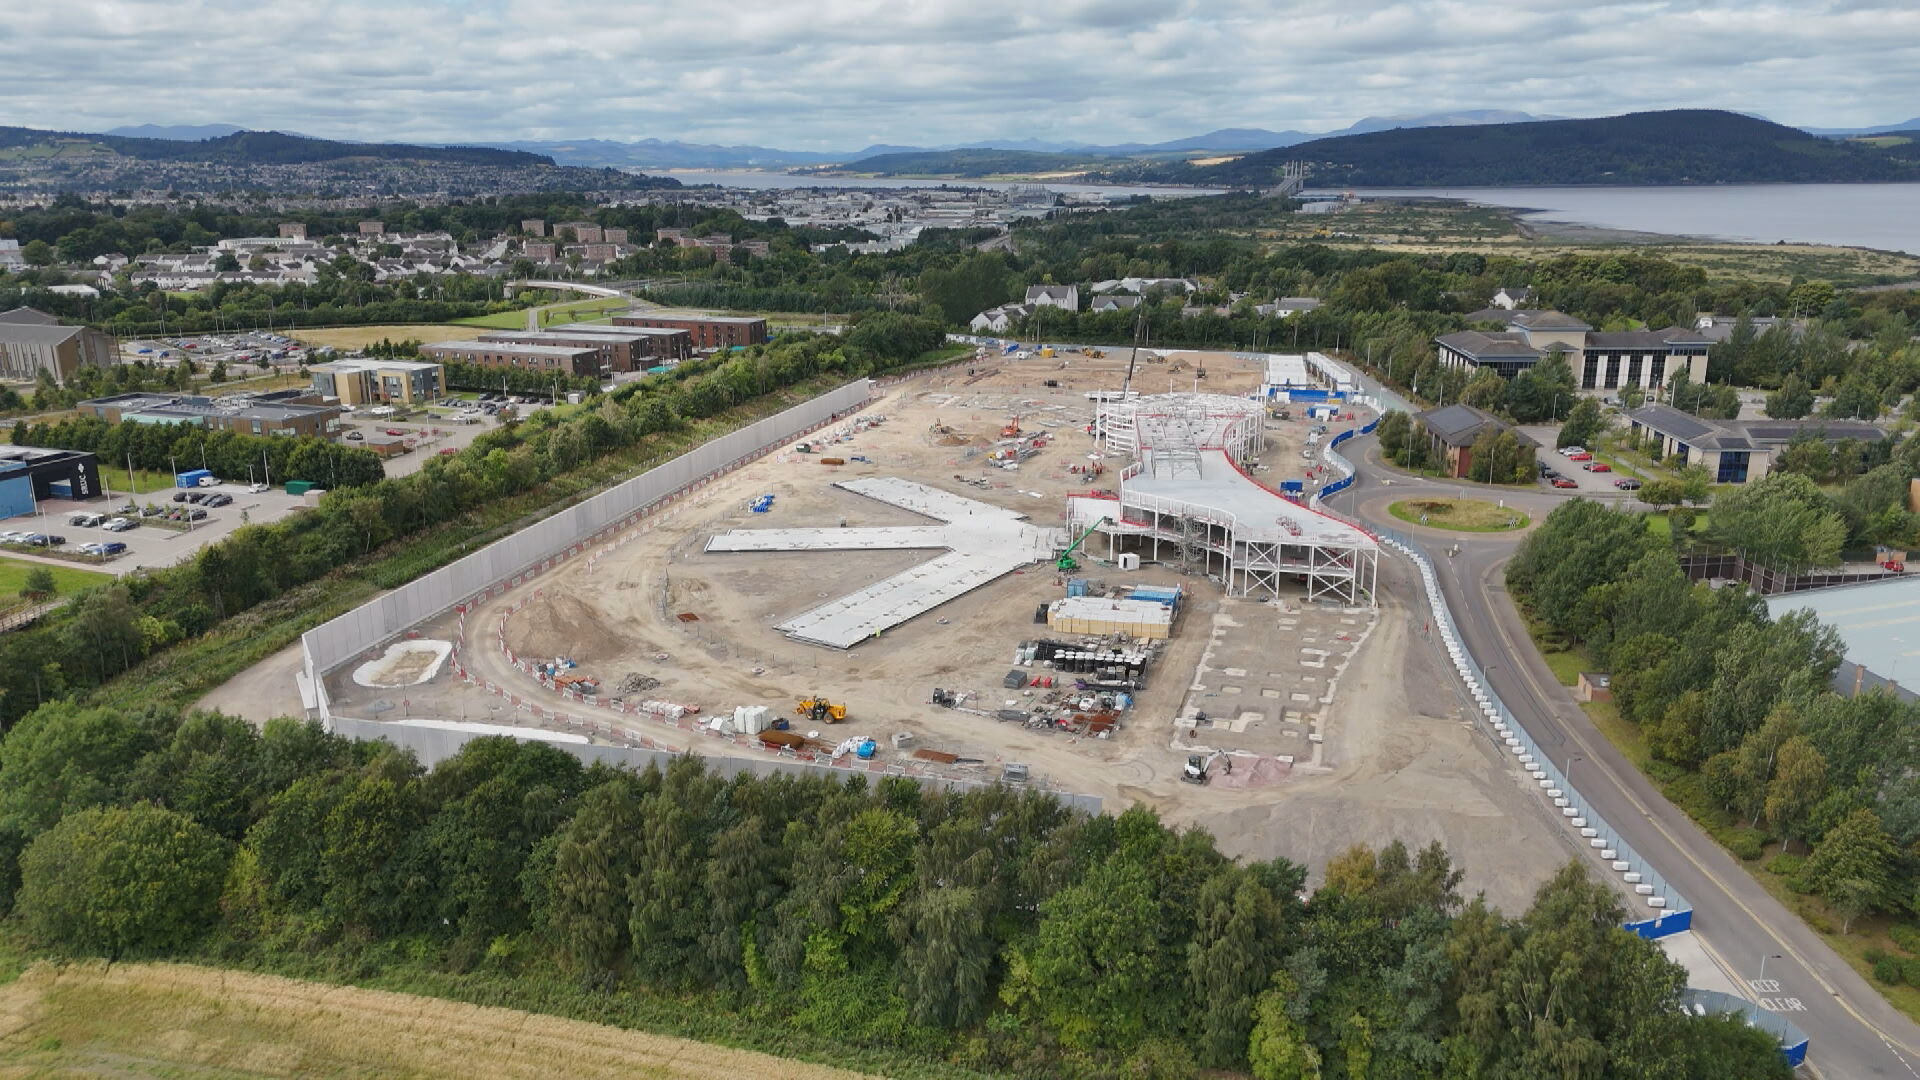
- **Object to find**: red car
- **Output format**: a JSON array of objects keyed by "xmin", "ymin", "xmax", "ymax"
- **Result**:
[
  {"xmin": 385, "ymin": 428, "xmax": 406, "ymax": 436},
  {"xmin": 1551, "ymin": 476, "xmax": 1578, "ymax": 489},
  {"xmin": 1565, "ymin": 451, "xmax": 1593, "ymax": 461},
  {"xmin": 1582, "ymin": 462, "xmax": 1612, "ymax": 472}
]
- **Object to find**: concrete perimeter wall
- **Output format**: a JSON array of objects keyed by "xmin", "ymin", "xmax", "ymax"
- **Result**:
[
  {"xmin": 297, "ymin": 377, "xmax": 1103, "ymax": 814},
  {"xmin": 303, "ymin": 378, "xmax": 874, "ymax": 683}
]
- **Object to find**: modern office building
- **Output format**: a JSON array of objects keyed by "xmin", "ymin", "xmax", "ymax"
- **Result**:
[
  {"xmin": 309, "ymin": 358, "xmax": 446, "ymax": 405},
  {"xmin": 1436, "ymin": 309, "xmax": 1711, "ymax": 392},
  {"xmin": 0, "ymin": 447, "xmax": 105, "ymax": 514},
  {"xmin": 611, "ymin": 310, "xmax": 768, "ymax": 349},
  {"xmin": 1624, "ymin": 403, "xmax": 1886, "ymax": 484},
  {"xmin": 417, "ymin": 340, "xmax": 604, "ymax": 377},
  {"xmin": 79, "ymin": 391, "xmax": 343, "ymax": 439},
  {"xmin": 544, "ymin": 322, "xmax": 694, "ymax": 366}
]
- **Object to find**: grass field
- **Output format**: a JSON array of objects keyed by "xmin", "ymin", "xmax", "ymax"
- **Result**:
[
  {"xmin": 291, "ymin": 324, "xmax": 480, "ymax": 350},
  {"xmin": 0, "ymin": 960, "xmax": 882, "ymax": 1080},
  {"xmin": 1645, "ymin": 511, "xmax": 1712, "ymax": 538},
  {"xmin": 454, "ymin": 297, "xmax": 631, "ymax": 329},
  {"xmin": 0, "ymin": 554, "xmax": 111, "ymax": 599},
  {"xmin": 1388, "ymin": 497, "xmax": 1529, "ymax": 532}
]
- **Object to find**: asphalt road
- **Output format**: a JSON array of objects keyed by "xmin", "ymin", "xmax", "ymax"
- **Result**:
[{"xmin": 1333, "ymin": 432, "xmax": 1920, "ymax": 1078}]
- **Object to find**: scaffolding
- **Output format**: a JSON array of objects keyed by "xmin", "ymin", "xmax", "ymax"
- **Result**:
[{"xmin": 1086, "ymin": 392, "xmax": 1378, "ymax": 607}]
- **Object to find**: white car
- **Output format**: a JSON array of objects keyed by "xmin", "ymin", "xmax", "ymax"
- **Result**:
[
  {"xmin": 369, "ymin": 405, "xmax": 396, "ymax": 416},
  {"xmin": 250, "ymin": 482, "xmax": 269, "ymax": 494},
  {"xmin": 1560, "ymin": 445, "xmax": 1587, "ymax": 456},
  {"xmin": 197, "ymin": 476, "xmax": 218, "ymax": 487},
  {"xmin": 103, "ymin": 517, "xmax": 137, "ymax": 532}
]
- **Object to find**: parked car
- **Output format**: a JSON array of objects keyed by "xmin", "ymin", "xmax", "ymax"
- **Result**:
[
  {"xmin": 197, "ymin": 475, "xmax": 218, "ymax": 487},
  {"xmin": 1614, "ymin": 477, "xmax": 1643, "ymax": 491},
  {"xmin": 204, "ymin": 494, "xmax": 233, "ymax": 507},
  {"xmin": 104, "ymin": 517, "xmax": 137, "ymax": 531},
  {"xmin": 385, "ymin": 428, "xmax": 406, "ymax": 436},
  {"xmin": 183, "ymin": 508, "xmax": 208, "ymax": 521},
  {"xmin": 94, "ymin": 541, "xmax": 128, "ymax": 556},
  {"xmin": 69, "ymin": 513, "xmax": 103, "ymax": 527},
  {"xmin": 1564, "ymin": 451, "xmax": 1594, "ymax": 462},
  {"xmin": 1582, "ymin": 462, "xmax": 1612, "ymax": 472},
  {"xmin": 171, "ymin": 491, "xmax": 190, "ymax": 502},
  {"xmin": 1560, "ymin": 445, "xmax": 1587, "ymax": 456},
  {"xmin": 185, "ymin": 491, "xmax": 208, "ymax": 504},
  {"xmin": 1551, "ymin": 476, "xmax": 1578, "ymax": 489},
  {"xmin": 249, "ymin": 482, "xmax": 269, "ymax": 494},
  {"xmin": 27, "ymin": 534, "xmax": 65, "ymax": 547},
  {"xmin": 346, "ymin": 431, "xmax": 365, "ymax": 441},
  {"xmin": 0, "ymin": 531, "xmax": 31, "ymax": 544},
  {"xmin": 140, "ymin": 505, "xmax": 165, "ymax": 517}
]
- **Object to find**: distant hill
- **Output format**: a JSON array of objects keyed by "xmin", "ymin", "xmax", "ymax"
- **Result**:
[
  {"xmin": 0, "ymin": 125, "xmax": 551, "ymax": 167},
  {"xmin": 104, "ymin": 123, "xmax": 245, "ymax": 141},
  {"xmin": 1806, "ymin": 118, "xmax": 1920, "ymax": 136},
  {"xmin": 1170, "ymin": 110, "xmax": 1920, "ymax": 187},
  {"xmin": 827, "ymin": 147, "xmax": 1120, "ymax": 177}
]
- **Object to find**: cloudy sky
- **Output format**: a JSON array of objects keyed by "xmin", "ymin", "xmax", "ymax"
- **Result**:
[{"xmin": 5, "ymin": 0, "xmax": 1918, "ymax": 148}]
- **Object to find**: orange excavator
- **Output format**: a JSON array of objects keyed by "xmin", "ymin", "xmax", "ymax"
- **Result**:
[{"xmin": 1001, "ymin": 415, "xmax": 1022, "ymax": 438}]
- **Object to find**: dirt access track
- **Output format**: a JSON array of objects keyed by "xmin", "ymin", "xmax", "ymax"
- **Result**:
[
  {"xmin": 369, "ymin": 352, "xmax": 1579, "ymax": 910},
  {"xmin": 0, "ymin": 960, "xmax": 879, "ymax": 1079}
]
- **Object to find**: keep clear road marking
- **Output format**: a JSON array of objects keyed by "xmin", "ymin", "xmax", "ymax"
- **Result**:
[{"xmin": 1467, "ymin": 556, "xmax": 1920, "ymax": 1061}]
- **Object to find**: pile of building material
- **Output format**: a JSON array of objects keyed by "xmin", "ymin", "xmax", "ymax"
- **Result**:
[
  {"xmin": 614, "ymin": 672, "xmax": 662, "ymax": 695},
  {"xmin": 1045, "ymin": 596, "xmax": 1173, "ymax": 640}
]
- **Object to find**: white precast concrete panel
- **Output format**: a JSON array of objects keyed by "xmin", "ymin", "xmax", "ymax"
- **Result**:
[
  {"xmin": 1124, "ymin": 450, "xmax": 1375, "ymax": 548},
  {"xmin": 706, "ymin": 476, "xmax": 1061, "ymax": 649}
]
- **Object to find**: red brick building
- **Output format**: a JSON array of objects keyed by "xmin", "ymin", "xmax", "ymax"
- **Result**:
[
  {"xmin": 611, "ymin": 311, "xmax": 768, "ymax": 349},
  {"xmin": 420, "ymin": 340, "xmax": 604, "ymax": 377}
]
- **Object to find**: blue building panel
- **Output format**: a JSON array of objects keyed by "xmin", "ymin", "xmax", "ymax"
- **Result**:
[{"xmin": 0, "ymin": 474, "xmax": 35, "ymax": 519}]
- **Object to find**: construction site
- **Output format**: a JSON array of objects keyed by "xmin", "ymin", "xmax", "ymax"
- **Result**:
[{"xmin": 312, "ymin": 347, "xmax": 1582, "ymax": 909}]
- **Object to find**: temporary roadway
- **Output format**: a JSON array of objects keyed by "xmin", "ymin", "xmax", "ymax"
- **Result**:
[{"xmin": 704, "ymin": 476, "xmax": 1061, "ymax": 649}]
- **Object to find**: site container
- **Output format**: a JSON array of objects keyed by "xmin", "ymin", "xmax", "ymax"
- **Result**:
[{"xmin": 285, "ymin": 480, "xmax": 317, "ymax": 496}]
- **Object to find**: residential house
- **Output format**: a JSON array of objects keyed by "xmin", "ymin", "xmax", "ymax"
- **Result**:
[
  {"xmin": 1256, "ymin": 296, "xmax": 1322, "ymax": 318},
  {"xmin": 1024, "ymin": 284, "xmax": 1079, "ymax": 311},
  {"xmin": 1089, "ymin": 294, "xmax": 1143, "ymax": 314},
  {"xmin": 0, "ymin": 239, "xmax": 21, "ymax": 270},
  {"xmin": 1491, "ymin": 286, "xmax": 1534, "ymax": 310},
  {"xmin": 969, "ymin": 303, "xmax": 1032, "ymax": 334},
  {"xmin": 1693, "ymin": 313, "xmax": 1805, "ymax": 344},
  {"xmin": 1624, "ymin": 403, "xmax": 1886, "ymax": 484}
]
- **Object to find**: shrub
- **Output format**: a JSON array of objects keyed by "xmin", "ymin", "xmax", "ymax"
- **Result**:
[
  {"xmin": 1902, "ymin": 957, "xmax": 1920, "ymax": 987},
  {"xmin": 1725, "ymin": 831, "xmax": 1765, "ymax": 861},
  {"xmin": 1890, "ymin": 924, "xmax": 1920, "ymax": 954},
  {"xmin": 1766, "ymin": 852, "xmax": 1807, "ymax": 877},
  {"xmin": 1874, "ymin": 956, "xmax": 1903, "ymax": 984},
  {"xmin": 1866, "ymin": 947, "xmax": 1887, "ymax": 965}
]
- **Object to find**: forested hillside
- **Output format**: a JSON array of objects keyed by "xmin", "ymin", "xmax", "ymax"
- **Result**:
[
  {"xmin": 0, "ymin": 125, "xmax": 551, "ymax": 167},
  {"xmin": 0, "ymin": 707, "xmax": 1790, "ymax": 1079},
  {"xmin": 1136, "ymin": 110, "xmax": 1920, "ymax": 187}
]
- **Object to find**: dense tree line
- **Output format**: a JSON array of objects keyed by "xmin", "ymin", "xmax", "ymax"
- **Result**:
[
  {"xmin": 1510, "ymin": 499, "xmax": 1920, "ymax": 935},
  {"xmin": 12, "ymin": 416, "xmax": 385, "ymax": 490},
  {"xmin": 0, "ymin": 332, "xmax": 921, "ymax": 730},
  {"xmin": 0, "ymin": 702, "xmax": 1789, "ymax": 1079}
]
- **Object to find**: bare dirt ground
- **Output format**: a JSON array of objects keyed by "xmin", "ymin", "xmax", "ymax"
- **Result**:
[
  {"xmin": 0, "ymin": 960, "xmax": 879, "ymax": 1080},
  {"xmin": 289, "ymin": 350, "xmax": 1573, "ymax": 908},
  {"xmin": 195, "ymin": 640, "xmax": 308, "ymax": 726}
]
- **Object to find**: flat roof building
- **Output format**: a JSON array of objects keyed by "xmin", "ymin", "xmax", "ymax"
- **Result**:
[
  {"xmin": 545, "ymin": 322, "xmax": 693, "ymax": 364},
  {"xmin": 418, "ymin": 340, "xmax": 604, "ymax": 377},
  {"xmin": 611, "ymin": 310, "xmax": 768, "ymax": 349},
  {"xmin": 0, "ymin": 446, "xmax": 105, "ymax": 514},
  {"xmin": 1625, "ymin": 403, "xmax": 1886, "ymax": 485},
  {"xmin": 1768, "ymin": 577, "xmax": 1920, "ymax": 703},
  {"xmin": 309, "ymin": 358, "xmax": 445, "ymax": 406},
  {"xmin": 80, "ymin": 391, "xmax": 342, "ymax": 440},
  {"xmin": 477, "ymin": 328, "xmax": 688, "ymax": 373}
]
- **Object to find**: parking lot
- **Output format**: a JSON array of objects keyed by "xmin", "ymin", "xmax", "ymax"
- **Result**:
[
  {"xmin": 10, "ymin": 481, "xmax": 314, "ymax": 577},
  {"xmin": 122, "ymin": 330, "xmax": 316, "ymax": 375},
  {"xmin": 1538, "ymin": 444, "xmax": 1640, "ymax": 495}
]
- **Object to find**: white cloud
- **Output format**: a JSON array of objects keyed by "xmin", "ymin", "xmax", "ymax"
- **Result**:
[{"xmin": 2, "ymin": 0, "xmax": 1917, "ymax": 148}]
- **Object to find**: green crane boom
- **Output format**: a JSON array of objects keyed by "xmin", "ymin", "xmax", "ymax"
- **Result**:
[{"xmin": 1057, "ymin": 521, "xmax": 1103, "ymax": 572}]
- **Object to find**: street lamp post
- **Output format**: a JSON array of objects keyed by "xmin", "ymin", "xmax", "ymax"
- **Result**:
[{"xmin": 1758, "ymin": 952, "xmax": 1784, "ymax": 984}]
